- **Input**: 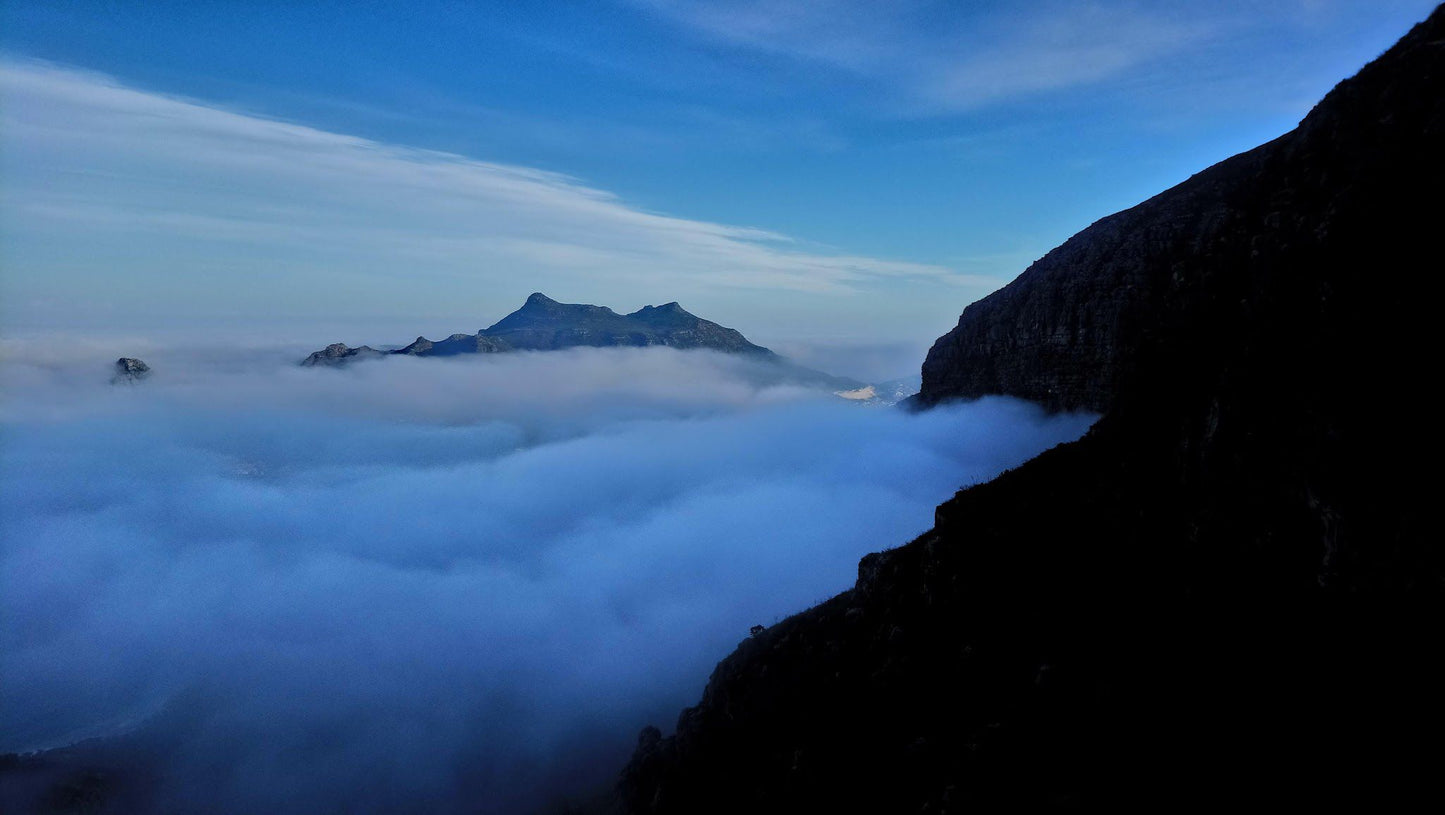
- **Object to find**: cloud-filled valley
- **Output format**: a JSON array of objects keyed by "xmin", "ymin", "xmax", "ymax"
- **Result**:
[{"xmin": 0, "ymin": 346, "xmax": 1093, "ymax": 812}]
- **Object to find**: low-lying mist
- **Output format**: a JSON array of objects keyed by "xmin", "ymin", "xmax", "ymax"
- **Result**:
[{"xmin": 0, "ymin": 345, "xmax": 1094, "ymax": 813}]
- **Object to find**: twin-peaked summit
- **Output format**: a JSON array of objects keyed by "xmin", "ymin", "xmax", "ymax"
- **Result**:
[
  {"xmin": 480, "ymin": 292, "xmax": 773, "ymax": 355},
  {"xmin": 301, "ymin": 293, "xmax": 774, "ymax": 366}
]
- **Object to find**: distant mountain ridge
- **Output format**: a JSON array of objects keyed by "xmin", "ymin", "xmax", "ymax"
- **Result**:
[
  {"xmin": 297, "ymin": 293, "xmax": 909, "ymax": 400},
  {"xmin": 301, "ymin": 293, "xmax": 773, "ymax": 366}
]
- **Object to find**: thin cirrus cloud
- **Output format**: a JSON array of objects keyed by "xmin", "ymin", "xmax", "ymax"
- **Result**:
[
  {"xmin": 632, "ymin": 1, "xmax": 1445, "ymax": 118},
  {"xmin": 0, "ymin": 59, "xmax": 979, "ymax": 339},
  {"xmin": 629, "ymin": 0, "xmax": 1209, "ymax": 113}
]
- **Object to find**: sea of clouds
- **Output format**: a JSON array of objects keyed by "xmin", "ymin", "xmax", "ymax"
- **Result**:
[{"xmin": 0, "ymin": 344, "xmax": 1093, "ymax": 813}]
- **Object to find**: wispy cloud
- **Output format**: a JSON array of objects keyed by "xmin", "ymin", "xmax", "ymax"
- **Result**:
[
  {"xmin": 0, "ymin": 60, "xmax": 971, "ymax": 338},
  {"xmin": 629, "ymin": 0, "xmax": 1215, "ymax": 113}
]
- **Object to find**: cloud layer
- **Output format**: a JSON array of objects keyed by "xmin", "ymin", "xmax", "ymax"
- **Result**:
[{"xmin": 0, "ymin": 347, "xmax": 1093, "ymax": 813}]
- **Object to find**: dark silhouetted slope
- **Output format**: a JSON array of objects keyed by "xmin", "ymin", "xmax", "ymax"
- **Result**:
[
  {"xmin": 619, "ymin": 7, "xmax": 1445, "ymax": 812},
  {"xmin": 916, "ymin": 4, "xmax": 1442, "ymax": 414}
]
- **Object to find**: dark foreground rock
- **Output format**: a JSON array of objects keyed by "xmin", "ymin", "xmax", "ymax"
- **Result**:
[
  {"xmin": 915, "ymin": 5, "xmax": 1441, "ymax": 415},
  {"xmin": 619, "ymin": 7, "xmax": 1445, "ymax": 812}
]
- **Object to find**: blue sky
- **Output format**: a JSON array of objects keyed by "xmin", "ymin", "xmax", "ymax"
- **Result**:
[{"xmin": 1, "ymin": 1, "xmax": 1436, "ymax": 362}]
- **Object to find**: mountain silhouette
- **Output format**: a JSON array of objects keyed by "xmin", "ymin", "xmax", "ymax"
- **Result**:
[{"xmin": 618, "ymin": 7, "xmax": 1445, "ymax": 812}]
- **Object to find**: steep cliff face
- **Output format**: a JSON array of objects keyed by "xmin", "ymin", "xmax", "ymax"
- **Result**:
[
  {"xmin": 619, "ymin": 7, "xmax": 1445, "ymax": 812},
  {"xmin": 917, "ymin": 4, "xmax": 1442, "ymax": 414}
]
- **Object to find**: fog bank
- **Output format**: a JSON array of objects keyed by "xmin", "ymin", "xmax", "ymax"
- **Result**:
[{"xmin": 0, "ymin": 346, "xmax": 1093, "ymax": 813}]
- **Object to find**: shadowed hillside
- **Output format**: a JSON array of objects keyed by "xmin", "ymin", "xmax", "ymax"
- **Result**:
[{"xmin": 618, "ymin": 6, "xmax": 1445, "ymax": 811}]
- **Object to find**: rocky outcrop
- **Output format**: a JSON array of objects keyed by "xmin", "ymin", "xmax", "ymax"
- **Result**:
[
  {"xmin": 393, "ymin": 336, "xmax": 434, "ymax": 356},
  {"xmin": 420, "ymin": 333, "xmax": 511, "ymax": 357},
  {"xmin": 619, "ymin": 6, "xmax": 1445, "ymax": 812},
  {"xmin": 110, "ymin": 357, "xmax": 151, "ymax": 384},
  {"xmin": 300, "ymin": 294, "xmax": 772, "ymax": 366},
  {"xmin": 299, "ymin": 343, "xmax": 385, "ymax": 367}
]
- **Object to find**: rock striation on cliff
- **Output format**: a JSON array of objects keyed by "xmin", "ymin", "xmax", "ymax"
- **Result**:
[{"xmin": 619, "ymin": 7, "xmax": 1445, "ymax": 812}]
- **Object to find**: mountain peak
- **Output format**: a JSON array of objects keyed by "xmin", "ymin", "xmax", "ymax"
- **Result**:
[
  {"xmin": 304, "ymin": 295, "xmax": 777, "ymax": 363},
  {"xmin": 629, "ymin": 301, "xmax": 692, "ymax": 318}
]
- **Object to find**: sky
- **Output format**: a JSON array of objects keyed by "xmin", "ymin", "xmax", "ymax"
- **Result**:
[{"xmin": 0, "ymin": 1, "xmax": 1437, "ymax": 361}]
